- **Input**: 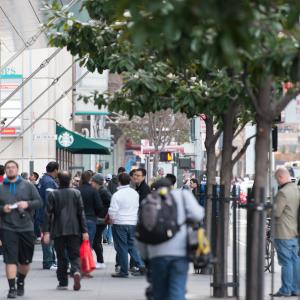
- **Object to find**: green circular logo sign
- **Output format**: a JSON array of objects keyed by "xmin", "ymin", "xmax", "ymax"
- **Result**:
[{"xmin": 58, "ymin": 131, "xmax": 74, "ymax": 148}]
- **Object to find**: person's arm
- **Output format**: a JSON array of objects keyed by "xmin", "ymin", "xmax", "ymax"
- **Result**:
[
  {"xmin": 274, "ymin": 190, "xmax": 287, "ymax": 218},
  {"xmin": 182, "ymin": 189, "xmax": 205, "ymax": 223},
  {"xmin": 108, "ymin": 194, "xmax": 119, "ymax": 221},
  {"xmin": 42, "ymin": 191, "xmax": 54, "ymax": 234},
  {"xmin": 77, "ymin": 192, "xmax": 88, "ymax": 234},
  {"xmin": 28, "ymin": 183, "xmax": 43, "ymax": 210},
  {"xmin": 94, "ymin": 189, "xmax": 104, "ymax": 217}
]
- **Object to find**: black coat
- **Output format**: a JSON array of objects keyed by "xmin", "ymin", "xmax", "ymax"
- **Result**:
[
  {"xmin": 136, "ymin": 180, "xmax": 151, "ymax": 204},
  {"xmin": 98, "ymin": 187, "xmax": 111, "ymax": 218},
  {"xmin": 43, "ymin": 188, "xmax": 88, "ymax": 239}
]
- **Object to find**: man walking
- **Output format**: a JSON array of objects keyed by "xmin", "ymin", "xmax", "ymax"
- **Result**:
[
  {"xmin": 273, "ymin": 167, "xmax": 300, "ymax": 297},
  {"xmin": 134, "ymin": 168, "xmax": 151, "ymax": 204},
  {"xmin": 37, "ymin": 161, "xmax": 59, "ymax": 270},
  {"xmin": 109, "ymin": 172, "xmax": 145, "ymax": 278},
  {"xmin": 43, "ymin": 171, "xmax": 89, "ymax": 291},
  {"xmin": 0, "ymin": 160, "xmax": 42, "ymax": 298}
]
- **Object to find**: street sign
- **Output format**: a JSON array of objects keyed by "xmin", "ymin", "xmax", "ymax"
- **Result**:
[{"xmin": 33, "ymin": 134, "xmax": 57, "ymax": 141}]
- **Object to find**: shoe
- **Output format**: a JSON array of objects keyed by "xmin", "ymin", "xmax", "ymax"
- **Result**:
[
  {"xmin": 131, "ymin": 267, "xmax": 146, "ymax": 276},
  {"xmin": 96, "ymin": 263, "xmax": 106, "ymax": 269},
  {"xmin": 111, "ymin": 273, "xmax": 128, "ymax": 278},
  {"xmin": 271, "ymin": 291, "xmax": 291, "ymax": 297},
  {"xmin": 7, "ymin": 289, "xmax": 17, "ymax": 299},
  {"xmin": 50, "ymin": 264, "xmax": 58, "ymax": 271},
  {"xmin": 17, "ymin": 282, "xmax": 24, "ymax": 296},
  {"xmin": 73, "ymin": 272, "xmax": 81, "ymax": 291},
  {"xmin": 56, "ymin": 285, "xmax": 68, "ymax": 291},
  {"xmin": 292, "ymin": 292, "xmax": 300, "ymax": 296},
  {"xmin": 129, "ymin": 266, "xmax": 139, "ymax": 273}
]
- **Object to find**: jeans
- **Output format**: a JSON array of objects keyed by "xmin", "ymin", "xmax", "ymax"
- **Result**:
[
  {"xmin": 42, "ymin": 240, "xmax": 56, "ymax": 269},
  {"xmin": 112, "ymin": 225, "xmax": 144, "ymax": 276},
  {"xmin": 86, "ymin": 219, "xmax": 96, "ymax": 246},
  {"xmin": 274, "ymin": 238, "xmax": 300, "ymax": 295},
  {"xmin": 103, "ymin": 225, "xmax": 113, "ymax": 243},
  {"xmin": 150, "ymin": 256, "xmax": 189, "ymax": 300},
  {"xmin": 93, "ymin": 224, "xmax": 106, "ymax": 263},
  {"xmin": 54, "ymin": 235, "xmax": 81, "ymax": 287}
]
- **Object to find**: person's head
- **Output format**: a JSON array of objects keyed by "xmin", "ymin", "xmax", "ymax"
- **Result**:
[
  {"xmin": 46, "ymin": 161, "xmax": 59, "ymax": 177},
  {"xmin": 21, "ymin": 172, "xmax": 29, "ymax": 181},
  {"xmin": 165, "ymin": 174, "xmax": 177, "ymax": 186},
  {"xmin": 118, "ymin": 167, "xmax": 126, "ymax": 174},
  {"xmin": 190, "ymin": 178, "xmax": 199, "ymax": 189},
  {"xmin": 72, "ymin": 176, "xmax": 80, "ymax": 187},
  {"xmin": 106, "ymin": 174, "xmax": 112, "ymax": 182},
  {"xmin": 30, "ymin": 172, "xmax": 39, "ymax": 182},
  {"xmin": 0, "ymin": 165, "xmax": 5, "ymax": 176},
  {"xmin": 158, "ymin": 168, "xmax": 164, "ymax": 176},
  {"xmin": 129, "ymin": 169, "xmax": 136, "ymax": 179},
  {"xmin": 275, "ymin": 167, "xmax": 291, "ymax": 186},
  {"xmin": 152, "ymin": 178, "xmax": 173, "ymax": 195},
  {"xmin": 80, "ymin": 171, "xmax": 92, "ymax": 185},
  {"xmin": 134, "ymin": 168, "xmax": 146, "ymax": 185},
  {"xmin": 5, "ymin": 160, "xmax": 19, "ymax": 180},
  {"xmin": 58, "ymin": 171, "xmax": 71, "ymax": 188},
  {"xmin": 118, "ymin": 172, "xmax": 131, "ymax": 186},
  {"xmin": 91, "ymin": 173, "xmax": 105, "ymax": 189}
]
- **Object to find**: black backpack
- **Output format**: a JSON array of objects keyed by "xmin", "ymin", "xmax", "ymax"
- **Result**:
[{"xmin": 136, "ymin": 190, "xmax": 180, "ymax": 245}]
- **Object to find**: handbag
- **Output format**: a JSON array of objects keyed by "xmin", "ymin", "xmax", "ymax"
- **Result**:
[
  {"xmin": 183, "ymin": 191, "xmax": 212, "ymax": 268},
  {"xmin": 80, "ymin": 240, "xmax": 96, "ymax": 274}
]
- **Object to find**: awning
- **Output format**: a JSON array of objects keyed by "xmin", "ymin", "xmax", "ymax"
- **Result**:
[{"xmin": 56, "ymin": 124, "xmax": 110, "ymax": 155}]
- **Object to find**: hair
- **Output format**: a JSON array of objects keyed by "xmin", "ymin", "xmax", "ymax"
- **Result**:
[
  {"xmin": 21, "ymin": 172, "xmax": 29, "ymax": 179},
  {"xmin": 80, "ymin": 171, "xmax": 92, "ymax": 185},
  {"xmin": 136, "ymin": 168, "xmax": 146, "ymax": 177},
  {"xmin": 118, "ymin": 167, "xmax": 126, "ymax": 174},
  {"xmin": 190, "ymin": 178, "xmax": 199, "ymax": 185},
  {"xmin": 118, "ymin": 172, "xmax": 131, "ymax": 186},
  {"xmin": 165, "ymin": 174, "xmax": 177, "ymax": 186},
  {"xmin": 46, "ymin": 161, "xmax": 59, "ymax": 173},
  {"xmin": 87, "ymin": 170, "xmax": 95, "ymax": 176},
  {"xmin": 0, "ymin": 165, "xmax": 5, "ymax": 176},
  {"xmin": 5, "ymin": 160, "xmax": 19, "ymax": 169},
  {"xmin": 58, "ymin": 171, "xmax": 71, "ymax": 188},
  {"xmin": 153, "ymin": 178, "xmax": 172, "ymax": 190},
  {"xmin": 275, "ymin": 167, "xmax": 290, "ymax": 179},
  {"xmin": 129, "ymin": 169, "xmax": 136, "ymax": 177},
  {"xmin": 32, "ymin": 172, "xmax": 39, "ymax": 180}
]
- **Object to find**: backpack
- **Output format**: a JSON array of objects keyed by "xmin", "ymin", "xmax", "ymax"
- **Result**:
[{"xmin": 135, "ymin": 190, "xmax": 180, "ymax": 245}]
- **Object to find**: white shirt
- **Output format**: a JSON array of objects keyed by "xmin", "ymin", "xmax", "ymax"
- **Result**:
[{"xmin": 108, "ymin": 185, "xmax": 139, "ymax": 225}]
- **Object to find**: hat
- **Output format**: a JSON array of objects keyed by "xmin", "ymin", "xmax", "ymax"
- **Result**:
[
  {"xmin": 91, "ymin": 173, "xmax": 104, "ymax": 185},
  {"xmin": 106, "ymin": 174, "xmax": 112, "ymax": 181}
]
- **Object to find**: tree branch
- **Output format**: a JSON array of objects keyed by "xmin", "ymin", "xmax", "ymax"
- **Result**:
[{"xmin": 232, "ymin": 133, "xmax": 256, "ymax": 166}]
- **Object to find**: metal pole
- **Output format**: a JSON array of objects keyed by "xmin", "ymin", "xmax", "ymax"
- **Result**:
[
  {"xmin": 0, "ymin": 71, "xmax": 89, "ymax": 154},
  {"xmin": 0, "ymin": 48, "xmax": 62, "ymax": 109},
  {"xmin": 2, "ymin": 60, "xmax": 77, "ymax": 131},
  {"xmin": 0, "ymin": 0, "xmax": 79, "ymax": 73},
  {"xmin": 232, "ymin": 186, "xmax": 238, "ymax": 298}
]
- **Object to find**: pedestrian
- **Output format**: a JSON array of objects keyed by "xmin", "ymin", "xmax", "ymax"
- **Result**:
[
  {"xmin": 107, "ymin": 174, "xmax": 118, "ymax": 195},
  {"xmin": 72, "ymin": 176, "xmax": 80, "ymax": 188},
  {"xmin": 43, "ymin": 171, "xmax": 89, "ymax": 291},
  {"xmin": 91, "ymin": 173, "xmax": 112, "ymax": 269},
  {"xmin": 137, "ymin": 178, "xmax": 204, "ymax": 300},
  {"xmin": 77, "ymin": 171, "xmax": 102, "ymax": 251},
  {"xmin": 118, "ymin": 167, "xmax": 126, "ymax": 174},
  {"xmin": 0, "ymin": 160, "xmax": 42, "ymax": 298},
  {"xmin": 134, "ymin": 168, "xmax": 151, "ymax": 204},
  {"xmin": 0, "ymin": 164, "xmax": 5, "ymax": 183},
  {"xmin": 129, "ymin": 169, "xmax": 136, "ymax": 189},
  {"xmin": 37, "ymin": 161, "xmax": 59, "ymax": 270},
  {"xmin": 29, "ymin": 172, "xmax": 39, "ymax": 187},
  {"xmin": 272, "ymin": 167, "xmax": 300, "ymax": 297},
  {"xmin": 109, "ymin": 172, "xmax": 145, "ymax": 278},
  {"xmin": 190, "ymin": 178, "xmax": 200, "ymax": 201}
]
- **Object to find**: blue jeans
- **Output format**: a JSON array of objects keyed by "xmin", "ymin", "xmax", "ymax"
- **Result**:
[
  {"xmin": 42, "ymin": 240, "xmax": 56, "ymax": 269},
  {"xmin": 103, "ymin": 225, "xmax": 113, "ymax": 243},
  {"xmin": 150, "ymin": 256, "xmax": 189, "ymax": 300},
  {"xmin": 86, "ymin": 219, "xmax": 96, "ymax": 246},
  {"xmin": 112, "ymin": 225, "xmax": 144, "ymax": 276},
  {"xmin": 274, "ymin": 238, "xmax": 300, "ymax": 295}
]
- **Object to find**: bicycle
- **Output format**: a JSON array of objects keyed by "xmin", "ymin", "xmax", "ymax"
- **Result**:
[{"xmin": 265, "ymin": 217, "xmax": 273, "ymax": 272}]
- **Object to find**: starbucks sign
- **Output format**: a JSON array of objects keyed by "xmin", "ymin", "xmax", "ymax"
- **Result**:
[{"xmin": 58, "ymin": 131, "xmax": 74, "ymax": 148}]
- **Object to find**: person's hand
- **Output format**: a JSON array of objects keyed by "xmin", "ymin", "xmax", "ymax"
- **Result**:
[
  {"xmin": 43, "ymin": 233, "xmax": 50, "ymax": 244},
  {"xmin": 18, "ymin": 201, "xmax": 29, "ymax": 210},
  {"xmin": 82, "ymin": 233, "xmax": 89, "ymax": 241},
  {"xmin": 3, "ymin": 205, "xmax": 12, "ymax": 213}
]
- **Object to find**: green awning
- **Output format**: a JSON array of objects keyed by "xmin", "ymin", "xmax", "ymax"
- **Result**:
[{"xmin": 56, "ymin": 124, "xmax": 110, "ymax": 155}]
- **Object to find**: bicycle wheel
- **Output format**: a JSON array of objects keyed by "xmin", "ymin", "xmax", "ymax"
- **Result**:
[{"xmin": 264, "ymin": 238, "xmax": 272, "ymax": 272}]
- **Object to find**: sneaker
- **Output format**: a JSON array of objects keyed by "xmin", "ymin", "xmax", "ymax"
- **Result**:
[
  {"xmin": 50, "ymin": 264, "xmax": 58, "ymax": 271},
  {"xmin": 56, "ymin": 285, "xmax": 68, "ymax": 291},
  {"xmin": 17, "ymin": 282, "xmax": 24, "ymax": 296},
  {"xmin": 96, "ymin": 263, "xmax": 106, "ymax": 269},
  {"xmin": 7, "ymin": 289, "xmax": 17, "ymax": 299},
  {"xmin": 131, "ymin": 267, "xmax": 146, "ymax": 276},
  {"xmin": 73, "ymin": 272, "xmax": 81, "ymax": 291},
  {"xmin": 129, "ymin": 266, "xmax": 139, "ymax": 273},
  {"xmin": 270, "ymin": 291, "xmax": 291, "ymax": 297}
]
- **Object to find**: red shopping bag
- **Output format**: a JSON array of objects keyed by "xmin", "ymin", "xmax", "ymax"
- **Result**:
[{"xmin": 80, "ymin": 240, "xmax": 96, "ymax": 274}]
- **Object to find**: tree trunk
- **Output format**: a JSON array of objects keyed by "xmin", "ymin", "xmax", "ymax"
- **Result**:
[
  {"xmin": 213, "ymin": 106, "xmax": 236, "ymax": 298},
  {"xmin": 152, "ymin": 149, "xmax": 159, "ymax": 177},
  {"xmin": 246, "ymin": 116, "xmax": 271, "ymax": 300}
]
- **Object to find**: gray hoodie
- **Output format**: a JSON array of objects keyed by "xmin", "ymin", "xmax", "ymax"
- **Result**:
[
  {"xmin": 0, "ymin": 176, "xmax": 42, "ymax": 232},
  {"xmin": 137, "ymin": 188, "xmax": 205, "ymax": 259}
]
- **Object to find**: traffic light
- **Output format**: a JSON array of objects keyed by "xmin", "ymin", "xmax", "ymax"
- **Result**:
[{"xmin": 160, "ymin": 151, "xmax": 172, "ymax": 162}]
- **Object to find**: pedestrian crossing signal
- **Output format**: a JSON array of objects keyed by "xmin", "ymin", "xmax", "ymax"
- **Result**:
[{"xmin": 160, "ymin": 151, "xmax": 172, "ymax": 162}]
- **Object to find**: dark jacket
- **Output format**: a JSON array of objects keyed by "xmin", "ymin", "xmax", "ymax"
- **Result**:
[
  {"xmin": 98, "ymin": 186, "xmax": 112, "ymax": 218},
  {"xmin": 0, "ymin": 176, "xmax": 42, "ymax": 232},
  {"xmin": 108, "ymin": 176, "xmax": 118, "ymax": 195},
  {"xmin": 43, "ymin": 188, "xmax": 88, "ymax": 239},
  {"xmin": 77, "ymin": 183, "xmax": 103, "ymax": 222},
  {"xmin": 36, "ymin": 174, "xmax": 58, "ymax": 225},
  {"xmin": 136, "ymin": 180, "xmax": 151, "ymax": 204}
]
